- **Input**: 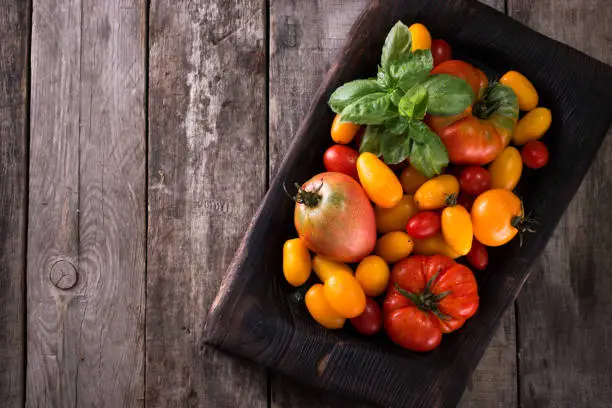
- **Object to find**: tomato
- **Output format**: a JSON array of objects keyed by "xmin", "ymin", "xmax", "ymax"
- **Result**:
[
  {"xmin": 408, "ymin": 23, "xmax": 431, "ymax": 51},
  {"xmin": 412, "ymin": 234, "xmax": 461, "ymax": 259},
  {"xmin": 305, "ymin": 284, "xmax": 346, "ymax": 329},
  {"xmin": 324, "ymin": 269, "xmax": 367, "ymax": 318},
  {"xmin": 312, "ymin": 254, "xmax": 352, "ymax": 282},
  {"xmin": 489, "ymin": 146, "xmax": 522, "ymax": 190},
  {"xmin": 294, "ymin": 172, "xmax": 376, "ymax": 262},
  {"xmin": 521, "ymin": 141, "xmax": 549, "ymax": 169},
  {"xmin": 441, "ymin": 204, "xmax": 473, "ymax": 256},
  {"xmin": 459, "ymin": 166, "xmax": 491, "ymax": 196},
  {"xmin": 414, "ymin": 174, "xmax": 460, "ymax": 210},
  {"xmin": 431, "ymin": 60, "xmax": 487, "ymax": 99},
  {"xmin": 500, "ymin": 70, "xmax": 538, "ymax": 111},
  {"xmin": 282, "ymin": 238, "xmax": 311, "ymax": 286},
  {"xmin": 350, "ymin": 297, "xmax": 382, "ymax": 335},
  {"xmin": 331, "ymin": 114, "xmax": 360, "ymax": 144},
  {"xmin": 466, "ymin": 239, "xmax": 488, "ymax": 270},
  {"xmin": 431, "ymin": 39, "xmax": 452, "ymax": 67},
  {"xmin": 472, "ymin": 189, "xmax": 524, "ymax": 246},
  {"xmin": 375, "ymin": 195, "xmax": 419, "ymax": 234},
  {"xmin": 384, "ymin": 255, "xmax": 479, "ymax": 351},
  {"xmin": 456, "ymin": 193, "xmax": 475, "ymax": 212},
  {"xmin": 406, "ymin": 211, "xmax": 441, "ymax": 239},
  {"xmin": 357, "ymin": 153, "xmax": 403, "ymax": 208},
  {"xmin": 355, "ymin": 255, "xmax": 390, "ymax": 297},
  {"xmin": 400, "ymin": 166, "xmax": 429, "ymax": 194},
  {"xmin": 375, "ymin": 231, "xmax": 414, "ymax": 264},
  {"xmin": 323, "ymin": 145, "xmax": 359, "ymax": 179},
  {"xmin": 513, "ymin": 107, "xmax": 552, "ymax": 145}
]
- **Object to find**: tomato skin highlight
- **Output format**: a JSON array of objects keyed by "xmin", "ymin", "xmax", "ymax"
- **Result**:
[
  {"xmin": 375, "ymin": 195, "xmax": 419, "ymax": 234},
  {"xmin": 331, "ymin": 114, "xmax": 360, "ymax": 144},
  {"xmin": 472, "ymin": 189, "xmax": 523, "ymax": 247},
  {"xmin": 406, "ymin": 211, "xmax": 441, "ymax": 239},
  {"xmin": 323, "ymin": 145, "xmax": 359, "ymax": 179},
  {"xmin": 437, "ymin": 116, "xmax": 503, "ymax": 165},
  {"xmin": 283, "ymin": 238, "xmax": 312, "ymax": 286},
  {"xmin": 350, "ymin": 297, "xmax": 383, "ymax": 335},
  {"xmin": 489, "ymin": 146, "xmax": 522, "ymax": 190},
  {"xmin": 466, "ymin": 239, "xmax": 488, "ymax": 270},
  {"xmin": 500, "ymin": 70, "xmax": 538, "ymax": 111},
  {"xmin": 357, "ymin": 153, "xmax": 403, "ymax": 208},
  {"xmin": 441, "ymin": 205, "xmax": 473, "ymax": 256},
  {"xmin": 414, "ymin": 174, "xmax": 460, "ymax": 210},
  {"xmin": 460, "ymin": 166, "xmax": 491, "ymax": 196},
  {"xmin": 305, "ymin": 284, "xmax": 346, "ymax": 329},
  {"xmin": 355, "ymin": 255, "xmax": 390, "ymax": 297},
  {"xmin": 324, "ymin": 269, "xmax": 367, "ymax": 318},
  {"xmin": 521, "ymin": 141, "xmax": 549, "ymax": 169},
  {"xmin": 431, "ymin": 39, "xmax": 452, "ymax": 67}
]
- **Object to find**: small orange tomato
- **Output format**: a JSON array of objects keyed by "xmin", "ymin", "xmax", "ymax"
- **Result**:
[
  {"xmin": 312, "ymin": 254, "xmax": 352, "ymax": 282},
  {"xmin": 331, "ymin": 114, "xmax": 360, "ymax": 144},
  {"xmin": 441, "ymin": 205, "xmax": 473, "ymax": 256},
  {"xmin": 282, "ymin": 238, "xmax": 311, "ymax": 286},
  {"xmin": 355, "ymin": 255, "xmax": 390, "ymax": 297},
  {"xmin": 408, "ymin": 23, "xmax": 432, "ymax": 51},
  {"xmin": 305, "ymin": 284, "xmax": 346, "ymax": 329},
  {"xmin": 400, "ymin": 166, "xmax": 429, "ymax": 194},
  {"xmin": 357, "ymin": 152, "xmax": 403, "ymax": 208},
  {"xmin": 414, "ymin": 174, "xmax": 460, "ymax": 210},
  {"xmin": 375, "ymin": 231, "xmax": 414, "ymax": 264},
  {"xmin": 513, "ymin": 107, "xmax": 552, "ymax": 145},
  {"xmin": 500, "ymin": 71, "xmax": 538, "ymax": 111},
  {"xmin": 489, "ymin": 146, "xmax": 522, "ymax": 190},
  {"xmin": 324, "ymin": 270, "xmax": 367, "ymax": 318},
  {"xmin": 375, "ymin": 195, "xmax": 419, "ymax": 233},
  {"xmin": 412, "ymin": 234, "xmax": 461, "ymax": 259},
  {"xmin": 472, "ymin": 189, "xmax": 524, "ymax": 246}
]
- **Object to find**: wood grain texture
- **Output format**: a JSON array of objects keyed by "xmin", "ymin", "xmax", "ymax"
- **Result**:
[
  {"xmin": 0, "ymin": 0, "xmax": 29, "ymax": 406},
  {"xmin": 146, "ymin": 0, "xmax": 268, "ymax": 406},
  {"xmin": 26, "ymin": 0, "xmax": 146, "ymax": 406},
  {"xmin": 509, "ymin": 1, "xmax": 612, "ymax": 407}
]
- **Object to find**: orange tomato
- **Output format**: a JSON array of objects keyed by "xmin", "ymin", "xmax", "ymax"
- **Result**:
[
  {"xmin": 400, "ymin": 166, "xmax": 429, "ymax": 194},
  {"xmin": 489, "ymin": 146, "xmax": 522, "ymax": 190},
  {"xmin": 500, "ymin": 71, "xmax": 538, "ymax": 111},
  {"xmin": 312, "ymin": 254, "xmax": 352, "ymax": 282},
  {"xmin": 375, "ymin": 195, "xmax": 419, "ymax": 233},
  {"xmin": 324, "ymin": 269, "xmax": 367, "ymax": 318},
  {"xmin": 472, "ymin": 189, "xmax": 524, "ymax": 246},
  {"xmin": 282, "ymin": 238, "xmax": 311, "ymax": 286},
  {"xmin": 414, "ymin": 174, "xmax": 460, "ymax": 210},
  {"xmin": 441, "ymin": 205, "xmax": 473, "ymax": 256},
  {"xmin": 408, "ymin": 23, "xmax": 432, "ymax": 51},
  {"xmin": 412, "ymin": 234, "xmax": 461, "ymax": 259},
  {"xmin": 357, "ymin": 153, "xmax": 403, "ymax": 208},
  {"xmin": 375, "ymin": 231, "xmax": 414, "ymax": 263},
  {"xmin": 305, "ymin": 284, "xmax": 346, "ymax": 329},
  {"xmin": 355, "ymin": 255, "xmax": 390, "ymax": 297},
  {"xmin": 331, "ymin": 114, "xmax": 360, "ymax": 144}
]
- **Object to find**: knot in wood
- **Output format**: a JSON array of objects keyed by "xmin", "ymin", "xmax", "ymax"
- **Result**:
[{"xmin": 49, "ymin": 260, "xmax": 78, "ymax": 290}]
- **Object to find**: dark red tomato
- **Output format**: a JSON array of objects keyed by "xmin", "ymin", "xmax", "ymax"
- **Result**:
[
  {"xmin": 353, "ymin": 127, "xmax": 366, "ymax": 151},
  {"xmin": 466, "ymin": 239, "xmax": 488, "ymax": 270},
  {"xmin": 521, "ymin": 141, "xmax": 549, "ymax": 169},
  {"xmin": 406, "ymin": 211, "xmax": 441, "ymax": 239},
  {"xmin": 460, "ymin": 166, "xmax": 491, "ymax": 196},
  {"xmin": 431, "ymin": 39, "xmax": 452, "ymax": 67},
  {"xmin": 350, "ymin": 297, "xmax": 382, "ymax": 335},
  {"xmin": 323, "ymin": 145, "xmax": 359, "ymax": 179},
  {"xmin": 456, "ymin": 193, "xmax": 475, "ymax": 212}
]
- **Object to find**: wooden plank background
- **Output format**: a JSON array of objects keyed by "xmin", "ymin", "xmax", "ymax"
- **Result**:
[{"xmin": 0, "ymin": 0, "xmax": 608, "ymax": 407}]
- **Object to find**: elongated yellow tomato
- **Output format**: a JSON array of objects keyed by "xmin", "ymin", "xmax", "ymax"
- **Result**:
[
  {"xmin": 441, "ymin": 205, "xmax": 473, "ymax": 256},
  {"xmin": 412, "ymin": 234, "xmax": 461, "ymax": 259},
  {"xmin": 305, "ymin": 284, "xmax": 346, "ymax": 329},
  {"xmin": 400, "ymin": 166, "xmax": 429, "ymax": 194},
  {"xmin": 355, "ymin": 255, "xmax": 390, "ymax": 297},
  {"xmin": 489, "ymin": 146, "xmax": 522, "ymax": 190},
  {"xmin": 331, "ymin": 114, "xmax": 360, "ymax": 144},
  {"xmin": 408, "ymin": 23, "xmax": 432, "ymax": 51},
  {"xmin": 357, "ymin": 152, "xmax": 403, "ymax": 208},
  {"xmin": 312, "ymin": 254, "xmax": 352, "ymax": 282},
  {"xmin": 282, "ymin": 238, "xmax": 311, "ymax": 286},
  {"xmin": 375, "ymin": 231, "xmax": 414, "ymax": 263},
  {"xmin": 324, "ymin": 270, "xmax": 366, "ymax": 318},
  {"xmin": 414, "ymin": 174, "xmax": 460, "ymax": 210},
  {"xmin": 375, "ymin": 195, "xmax": 419, "ymax": 233},
  {"xmin": 500, "ymin": 71, "xmax": 538, "ymax": 111},
  {"xmin": 513, "ymin": 107, "xmax": 552, "ymax": 145}
]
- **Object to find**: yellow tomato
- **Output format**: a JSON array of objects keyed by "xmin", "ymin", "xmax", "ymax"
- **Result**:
[
  {"xmin": 282, "ymin": 238, "xmax": 312, "ymax": 286},
  {"xmin": 414, "ymin": 174, "xmax": 460, "ymax": 210},
  {"xmin": 324, "ymin": 270, "xmax": 366, "ymax": 318},
  {"xmin": 513, "ymin": 107, "xmax": 552, "ymax": 145},
  {"xmin": 441, "ymin": 205, "xmax": 473, "ymax": 256},
  {"xmin": 500, "ymin": 71, "xmax": 538, "ymax": 111},
  {"xmin": 412, "ymin": 234, "xmax": 461, "ymax": 259},
  {"xmin": 355, "ymin": 255, "xmax": 390, "ymax": 297},
  {"xmin": 375, "ymin": 195, "xmax": 419, "ymax": 233},
  {"xmin": 375, "ymin": 231, "xmax": 414, "ymax": 264},
  {"xmin": 472, "ymin": 189, "xmax": 523, "ymax": 247},
  {"xmin": 400, "ymin": 166, "xmax": 429, "ymax": 194},
  {"xmin": 331, "ymin": 114, "xmax": 360, "ymax": 144},
  {"xmin": 489, "ymin": 146, "xmax": 522, "ymax": 190},
  {"xmin": 408, "ymin": 23, "xmax": 432, "ymax": 51},
  {"xmin": 305, "ymin": 284, "xmax": 346, "ymax": 329},
  {"xmin": 312, "ymin": 254, "xmax": 352, "ymax": 282},
  {"xmin": 357, "ymin": 152, "xmax": 403, "ymax": 208}
]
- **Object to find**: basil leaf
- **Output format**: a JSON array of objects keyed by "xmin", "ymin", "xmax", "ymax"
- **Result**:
[
  {"xmin": 398, "ymin": 84, "xmax": 429, "ymax": 120},
  {"xmin": 381, "ymin": 21, "xmax": 412, "ymax": 71},
  {"xmin": 408, "ymin": 121, "xmax": 449, "ymax": 177},
  {"xmin": 383, "ymin": 116, "xmax": 410, "ymax": 135},
  {"xmin": 376, "ymin": 68, "xmax": 394, "ymax": 89},
  {"xmin": 359, "ymin": 125, "xmax": 384, "ymax": 155},
  {"xmin": 328, "ymin": 79, "xmax": 384, "ymax": 114},
  {"xmin": 380, "ymin": 130, "xmax": 412, "ymax": 165},
  {"xmin": 388, "ymin": 50, "xmax": 433, "ymax": 91},
  {"xmin": 423, "ymin": 74, "xmax": 475, "ymax": 116},
  {"xmin": 389, "ymin": 88, "xmax": 404, "ymax": 106},
  {"xmin": 340, "ymin": 93, "xmax": 396, "ymax": 125}
]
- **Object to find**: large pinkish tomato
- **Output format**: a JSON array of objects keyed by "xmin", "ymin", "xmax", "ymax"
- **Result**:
[{"xmin": 294, "ymin": 172, "xmax": 376, "ymax": 263}]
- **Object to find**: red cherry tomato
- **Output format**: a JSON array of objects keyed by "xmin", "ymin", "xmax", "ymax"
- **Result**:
[
  {"xmin": 350, "ymin": 297, "xmax": 382, "ymax": 335},
  {"xmin": 459, "ymin": 166, "xmax": 491, "ymax": 196},
  {"xmin": 406, "ymin": 211, "xmax": 441, "ymax": 239},
  {"xmin": 456, "ymin": 193, "xmax": 475, "ymax": 212},
  {"xmin": 521, "ymin": 141, "xmax": 549, "ymax": 169},
  {"xmin": 323, "ymin": 145, "xmax": 359, "ymax": 179},
  {"xmin": 466, "ymin": 239, "xmax": 488, "ymax": 270},
  {"xmin": 431, "ymin": 39, "xmax": 452, "ymax": 67}
]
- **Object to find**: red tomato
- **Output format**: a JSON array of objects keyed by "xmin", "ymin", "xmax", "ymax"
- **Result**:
[
  {"xmin": 431, "ymin": 39, "xmax": 452, "ymax": 67},
  {"xmin": 431, "ymin": 60, "xmax": 487, "ymax": 99},
  {"xmin": 521, "ymin": 141, "xmax": 549, "ymax": 169},
  {"xmin": 466, "ymin": 239, "xmax": 488, "ymax": 270},
  {"xmin": 406, "ymin": 212, "xmax": 441, "ymax": 239},
  {"xmin": 323, "ymin": 145, "xmax": 359, "ymax": 179},
  {"xmin": 456, "ymin": 193, "xmax": 475, "ymax": 212},
  {"xmin": 350, "ymin": 297, "xmax": 382, "ymax": 335},
  {"xmin": 460, "ymin": 166, "xmax": 491, "ymax": 196}
]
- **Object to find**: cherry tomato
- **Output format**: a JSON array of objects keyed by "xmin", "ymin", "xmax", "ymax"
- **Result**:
[
  {"xmin": 472, "ymin": 189, "xmax": 524, "ymax": 247},
  {"xmin": 459, "ymin": 166, "xmax": 491, "ymax": 196},
  {"xmin": 324, "ymin": 269, "xmax": 366, "ymax": 318},
  {"xmin": 355, "ymin": 255, "xmax": 390, "ymax": 297},
  {"xmin": 466, "ymin": 239, "xmax": 488, "ymax": 270},
  {"xmin": 282, "ymin": 238, "xmax": 311, "ymax": 287},
  {"xmin": 408, "ymin": 23, "xmax": 432, "ymax": 51},
  {"xmin": 406, "ymin": 211, "xmax": 441, "ymax": 239},
  {"xmin": 375, "ymin": 195, "xmax": 419, "ymax": 234},
  {"xmin": 350, "ymin": 297, "xmax": 382, "ymax": 335},
  {"xmin": 331, "ymin": 114, "xmax": 360, "ymax": 144},
  {"xmin": 412, "ymin": 234, "xmax": 461, "ymax": 259},
  {"xmin": 375, "ymin": 231, "xmax": 414, "ymax": 264},
  {"xmin": 489, "ymin": 146, "xmax": 522, "ymax": 190},
  {"xmin": 500, "ymin": 70, "xmax": 538, "ymax": 111},
  {"xmin": 306, "ymin": 284, "xmax": 345, "ymax": 329},
  {"xmin": 312, "ymin": 254, "xmax": 352, "ymax": 282},
  {"xmin": 400, "ymin": 166, "xmax": 429, "ymax": 194},
  {"xmin": 431, "ymin": 39, "xmax": 452, "ymax": 67},
  {"xmin": 441, "ymin": 205, "xmax": 473, "ymax": 256},
  {"xmin": 323, "ymin": 145, "xmax": 359, "ymax": 179},
  {"xmin": 513, "ymin": 107, "xmax": 552, "ymax": 145},
  {"xmin": 357, "ymin": 152, "xmax": 403, "ymax": 208},
  {"xmin": 521, "ymin": 141, "xmax": 549, "ymax": 169},
  {"xmin": 414, "ymin": 174, "xmax": 460, "ymax": 210}
]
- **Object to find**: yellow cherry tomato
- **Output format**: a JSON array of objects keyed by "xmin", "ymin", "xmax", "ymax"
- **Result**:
[
  {"xmin": 324, "ymin": 269, "xmax": 366, "ymax": 318},
  {"xmin": 500, "ymin": 71, "xmax": 538, "ymax": 111},
  {"xmin": 282, "ymin": 238, "xmax": 312, "ymax": 287},
  {"xmin": 441, "ymin": 205, "xmax": 473, "ymax": 256},
  {"xmin": 312, "ymin": 254, "xmax": 352, "ymax": 282},
  {"xmin": 400, "ymin": 166, "xmax": 429, "ymax": 194},
  {"xmin": 305, "ymin": 284, "xmax": 346, "ymax": 329},
  {"xmin": 357, "ymin": 152, "xmax": 403, "ymax": 208},
  {"xmin": 375, "ymin": 231, "xmax": 414, "ymax": 264},
  {"xmin": 512, "ymin": 107, "xmax": 552, "ymax": 145},
  {"xmin": 375, "ymin": 194, "xmax": 419, "ymax": 233},
  {"xmin": 414, "ymin": 174, "xmax": 460, "ymax": 210},
  {"xmin": 489, "ymin": 146, "xmax": 522, "ymax": 190},
  {"xmin": 472, "ymin": 189, "xmax": 523, "ymax": 247},
  {"xmin": 412, "ymin": 234, "xmax": 461, "ymax": 259},
  {"xmin": 331, "ymin": 114, "xmax": 360, "ymax": 144},
  {"xmin": 408, "ymin": 23, "xmax": 432, "ymax": 51},
  {"xmin": 355, "ymin": 255, "xmax": 390, "ymax": 297}
]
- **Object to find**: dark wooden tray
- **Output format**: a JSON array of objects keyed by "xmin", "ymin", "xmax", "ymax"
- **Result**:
[{"xmin": 204, "ymin": 1, "xmax": 612, "ymax": 407}]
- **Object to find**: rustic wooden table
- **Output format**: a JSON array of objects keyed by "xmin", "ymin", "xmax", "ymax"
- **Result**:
[{"xmin": 1, "ymin": 0, "xmax": 611, "ymax": 407}]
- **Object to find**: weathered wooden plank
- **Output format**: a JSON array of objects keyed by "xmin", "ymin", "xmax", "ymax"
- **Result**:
[
  {"xmin": 0, "ymin": 0, "xmax": 29, "ymax": 406},
  {"xmin": 146, "ymin": 0, "xmax": 268, "ymax": 406},
  {"xmin": 26, "ymin": 0, "xmax": 146, "ymax": 406},
  {"xmin": 509, "ymin": 1, "xmax": 612, "ymax": 407}
]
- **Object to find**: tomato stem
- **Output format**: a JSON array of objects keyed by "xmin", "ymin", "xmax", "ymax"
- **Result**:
[
  {"xmin": 283, "ymin": 181, "xmax": 323, "ymax": 208},
  {"xmin": 394, "ymin": 274, "xmax": 452, "ymax": 321}
]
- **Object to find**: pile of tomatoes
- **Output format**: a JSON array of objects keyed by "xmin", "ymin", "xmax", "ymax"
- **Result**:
[{"xmin": 282, "ymin": 23, "xmax": 551, "ymax": 352}]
